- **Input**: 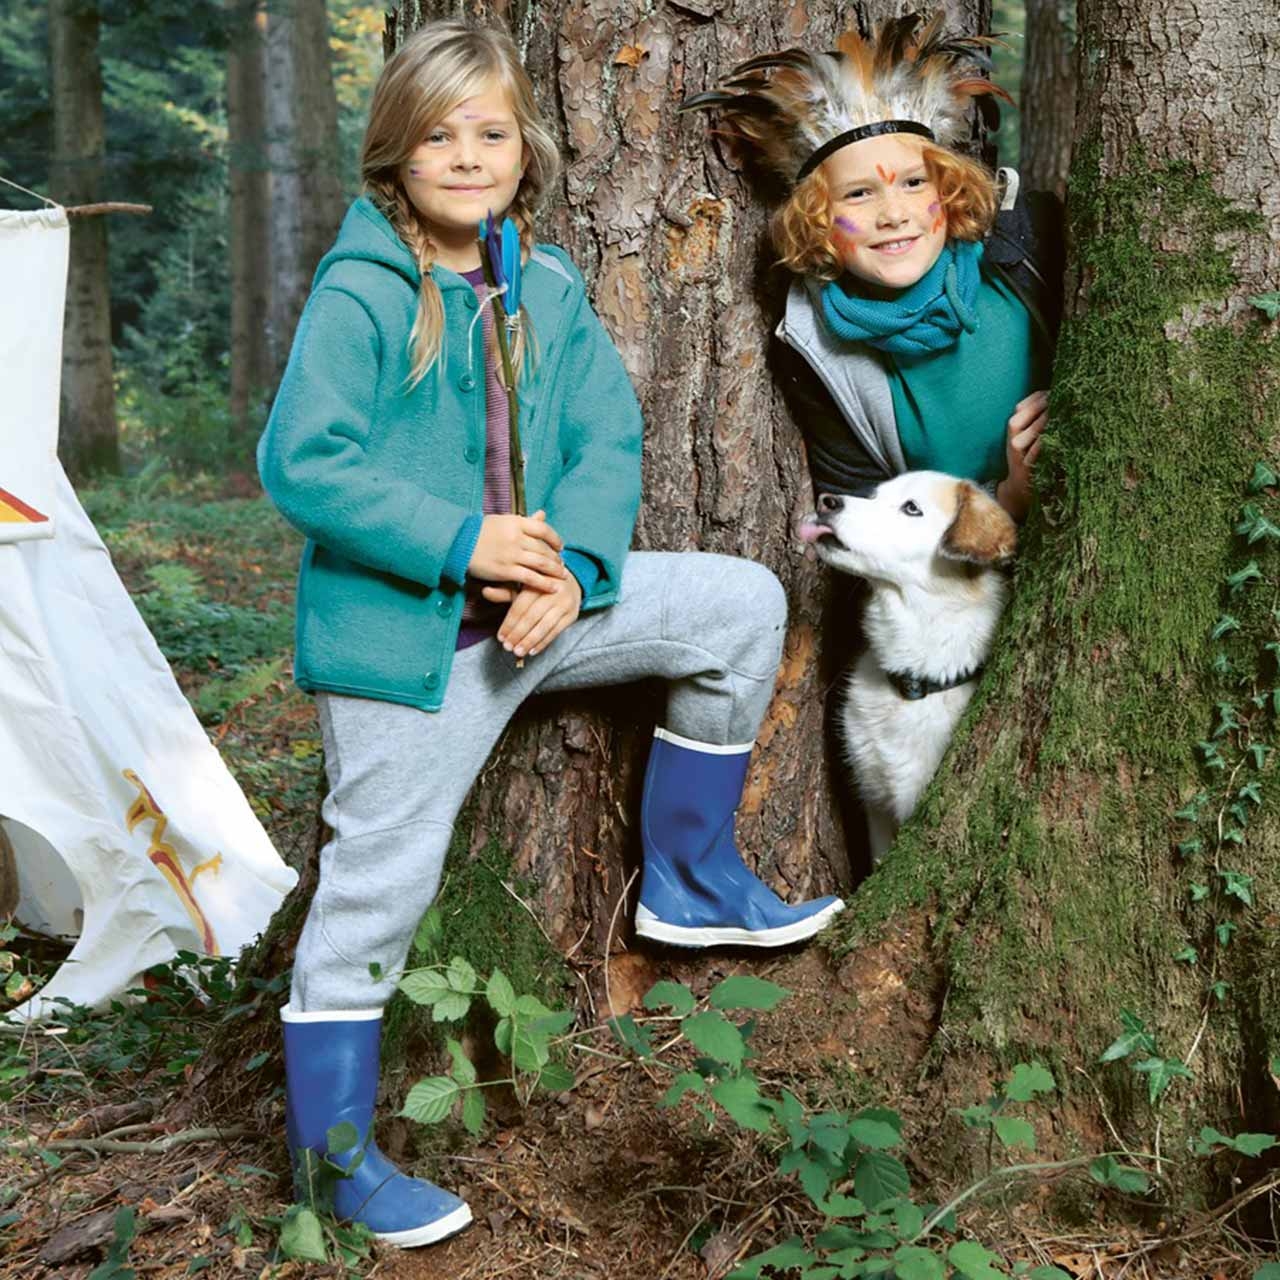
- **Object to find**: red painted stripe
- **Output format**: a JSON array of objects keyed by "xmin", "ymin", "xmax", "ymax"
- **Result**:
[{"xmin": 0, "ymin": 487, "xmax": 49, "ymax": 522}]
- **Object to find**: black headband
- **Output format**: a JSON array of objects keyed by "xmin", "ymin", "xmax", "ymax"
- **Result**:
[{"xmin": 795, "ymin": 120, "xmax": 935, "ymax": 183}]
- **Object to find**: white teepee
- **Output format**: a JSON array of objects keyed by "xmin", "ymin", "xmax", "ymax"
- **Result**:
[{"xmin": 0, "ymin": 205, "xmax": 297, "ymax": 1022}]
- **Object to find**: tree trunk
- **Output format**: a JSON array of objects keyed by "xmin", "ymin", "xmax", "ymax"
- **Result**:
[
  {"xmin": 265, "ymin": 0, "xmax": 346, "ymax": 383},
  {"xmin": 1019, "ymin": 0, "xmax": 1075, "ymax": 199},
  {"xmin": 49, "ymin": 0, "xmax": 119, "ymax": 479},
  {"xmin": 831, "ymin": 0, "xmax": 1280, "ymax": 1184},
  {"xmin": 227, "ymin": 0, "xmax": 274, "ymax": 448},
  {"xmin": 381, "ymin": 0, "xmax": 990, "ymax": 988}
]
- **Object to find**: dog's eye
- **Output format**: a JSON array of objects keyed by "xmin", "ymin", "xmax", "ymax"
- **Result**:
[{"xmin": 899, "ymin": 500, "xmax": 923, "ymax": 517}]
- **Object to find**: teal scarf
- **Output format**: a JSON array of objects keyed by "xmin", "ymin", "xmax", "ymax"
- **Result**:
[{"xmin": 820, "ymin": 240, "xmax": 984, "ymax": 355}]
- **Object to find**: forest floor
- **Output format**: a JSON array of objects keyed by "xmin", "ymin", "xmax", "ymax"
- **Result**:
[{"xmin": 1, "ymin": 472, "xmax": 1275, "ymax": 1280}]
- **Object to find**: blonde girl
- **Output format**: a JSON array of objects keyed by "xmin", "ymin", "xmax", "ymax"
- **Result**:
[{"xmin": 259, "ymin": 18, "xmax": 842, "ymax": 1249}]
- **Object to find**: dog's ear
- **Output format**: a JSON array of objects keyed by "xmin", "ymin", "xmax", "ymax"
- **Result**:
[{"xmin": 940, "ymin": 482, "xmax": 1018, "ymax": 567}]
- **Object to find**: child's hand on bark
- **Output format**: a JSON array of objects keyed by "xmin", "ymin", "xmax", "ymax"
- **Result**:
[
  {"xmin": 997, "ymin": 390, "xmax": 1048, "ymax": 522},
  {"xmin": 483, "ymin": 570, "xmax": 583, "ymax": 658},
  {"xmin": 468, "ymin": 510, "xmax": 566, "ymax": 592}
]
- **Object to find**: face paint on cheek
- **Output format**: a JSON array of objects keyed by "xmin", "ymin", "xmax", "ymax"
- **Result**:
[
  {"xmin": 928, "ymin": 202, "xmax": 944, "ymax": 234},
  {"xmin": 408, "ymin": 167, "xmax": 424, "ymax": 178},
  {"xmin": 834, "ymin": 215, "xmax": 861, "ymax": 237}
]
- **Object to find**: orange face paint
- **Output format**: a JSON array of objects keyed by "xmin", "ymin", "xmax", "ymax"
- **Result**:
[{"xmin": 875, "ymin": 164, "xmax": 897, "ymax": 184}]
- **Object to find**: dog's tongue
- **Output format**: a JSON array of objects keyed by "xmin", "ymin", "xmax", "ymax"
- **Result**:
[{"xmin": 796, "ymin": 517, "xmax": 827, "ymax": 544}]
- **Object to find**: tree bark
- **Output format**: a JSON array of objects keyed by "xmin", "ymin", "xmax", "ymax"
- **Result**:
[
  {"xmin": 227, "ymin": 0, "xmax": 274, "ymax": 447},
  {"xmin": 382, "ymin": 0, "xmax": 990, "ymax": 981},
  {"xmin": 49, "ymin": 0, "xmax": 119, "ymax": 479},
  {"xmin": 832, "ymin": 0, "xmax": 1280, "ymax": 1180},
  {"xmin": 1019, "ymin": 0, "xmax": 1075, "ymax": 199},
  {"xmin": 265, "ymin": 0, "xmax": 345, "ymax": 383}
]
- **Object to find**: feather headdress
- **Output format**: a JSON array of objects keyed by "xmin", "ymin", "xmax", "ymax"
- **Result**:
[{"xmin": 681, "ymin": 11, "xmax": 1012, "ymax": 186}]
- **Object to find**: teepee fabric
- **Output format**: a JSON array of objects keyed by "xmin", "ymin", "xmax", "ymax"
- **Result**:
[
  {"xmin": 0, "ymin": 207, "xmax": 66, "ymax": 543},
  {"xmin": 0, "ymin": 206, "xmax": 297, "ymax": 1021}
]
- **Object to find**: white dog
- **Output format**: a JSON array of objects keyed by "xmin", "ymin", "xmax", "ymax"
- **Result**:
[{"xmin": 798, "ymin": 473, "xmax": 1017, "ymax": 862}]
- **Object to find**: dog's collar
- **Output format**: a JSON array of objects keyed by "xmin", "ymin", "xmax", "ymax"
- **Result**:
[{"xmin": 886, "ymin": 663, "xmax": 986, "ymax": 701}]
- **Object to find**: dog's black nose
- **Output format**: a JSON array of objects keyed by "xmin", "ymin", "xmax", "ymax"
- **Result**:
[{"xmin": 817, "ymin": 493, "xmax": 844, "ymax": 514}]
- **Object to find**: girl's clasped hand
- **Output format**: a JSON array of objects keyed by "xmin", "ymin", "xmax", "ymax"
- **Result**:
[{"xmin": 471, "ymin": 508, "xmax": 584, "ymax": 657}]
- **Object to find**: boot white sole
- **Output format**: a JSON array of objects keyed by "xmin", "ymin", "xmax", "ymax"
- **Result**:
[
  {"xmin": 634, "ymin": 899, "xmax": 845, "ymax": 948},
  {"xmin": 372, "ymin": 1202, "xmax": 473, "ymax": 1248}
]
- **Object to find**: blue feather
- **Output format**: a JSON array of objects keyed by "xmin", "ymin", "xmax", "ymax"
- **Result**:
[{"xmin": 501, "ymin": 217, "xmax": 521, "ymax": 313}]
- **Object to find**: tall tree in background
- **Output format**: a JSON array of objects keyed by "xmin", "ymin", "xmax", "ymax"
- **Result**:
[
  {"xmin": 265, "ymin": 0, "xmax": 345, "ymax": 382},
  {"xmin": 1019, "ymin": 0, "xmax": 1074, "ymax": 196},
  {"xmin": 49, "ymin": 0, "xmax": 119, "ymax": 477},
  {"xmin": 227, "ymin": 0, "xmax": 273, "ymax": 443},
  {"xmin": 378, "ymin": 0, "xmax": 989, "ymax": 974}
]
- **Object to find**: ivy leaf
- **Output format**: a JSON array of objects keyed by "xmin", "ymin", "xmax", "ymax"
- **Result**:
[
  {"xmin": 1197, "ymin": 741, "xmax": 1226, "ymax": 771},
  {"xmin": 1220, "ymin": 870, "xmax": 1255, "ymax": 905},
  {"xmin": 710, "ymin": 1073, "xmax": 774, "ymax": 1133},
  {"xmin": 1236, "ymin": 503, "xmax": 1280, "ymax": 544},
  {"xmin": 1176, "ymin": 838, "xmax": 1203, "ymax": 858},
  {"xmin": 1173, "ymin": 792, "xmax": 1208, "ymax": 821},
  {"xmin": 1100, "ymin": 1016, "xmax": 1154, "ymax": 1063},
  {"xmin": 1248, "ymin": 294, "xmax": 1280, "ymax": 321},
  {"xmin": 681, "ymin": 1011, "xmax": 746, "ymax": 1070},
  {"xmin": 1252, "ymin": 1265, "xmax": 1280, "ymax": 1280},
  {"xmin": 1217, "ymin": 921, "xmax": 1238, "ymax": 947},
  {"xmin": 1249, "ymin": 742, "xmax": 1273, "ymax": 767},
  {"xmin": 1212, "ymin": 702, "xmax": 1241, "ymax": 737},
  {"xmin": 642, "ymin": 980, "xmax": 696, "ymax": 1016},
  {"xmin": 1089, "ymin": 1155, "xmax": 1150, "ymax": 1194},
  {"xmin": 1226, "ymin": 561, "xmax": 1263, "ymax": 591},
  {"xmin": 1229, "ymin": 803, "xmax": 1251, "ymax": 828},
  {"xmin": 993, "ymin": 1115, "xmax": 1037, "ymax": 1151},
  {"xmin": 1210, "ymin": 980, "xmax": 1231, "ymax": 1003},
  {"xmin": 1211, "ymin": 616, "xmax": 1241, "ymax": 640},
  {"xmin": 1223, "ymin": 827, "xmax": 1246, "ymax": 845},
  {"xmin": 401, "ymin": 1076, "xmax": 461, "ymax": 1125},
  {"xmin": 1005, "ymin": 1061, "xmax": 1056, "ymax": 1102},
  {"xmin": 1190, "ymin": 882, "xmax": 1211, "ymax": 903},
  {"xmin": 708, "ymin": 975, "xmax": 790, "ymax": 1012},
  {"xmin": 1133, "ymin": 1056, "xmax": 1193, "ymax": 1104},
  {"xmin": 852, "ymin": 1151, "xmax": 911, "ymax": 1209},
  {"xmin": 1239, "ymin": 780, "xmax": 1264, "ymax": 806},
  {"xmin": 1173, "ymin": 946, "xmax": 1198, "ymax": 966}
]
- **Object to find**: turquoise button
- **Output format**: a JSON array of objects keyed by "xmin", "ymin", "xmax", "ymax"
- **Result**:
[
  {"xmin": 459, "ymin": 373, "xmax": 476, "ymax": 392},
  {"xmin": 423, "ymin": 672, "xmax": 440, "ymax": 690},
  {"xmin": 464, "ymin": 445, "xmax": 479, "ymax": 463}
]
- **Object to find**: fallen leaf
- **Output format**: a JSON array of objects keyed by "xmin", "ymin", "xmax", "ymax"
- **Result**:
[{"xmin": 614, "ymin": 43, "xmax": 648, "ymax": 67}]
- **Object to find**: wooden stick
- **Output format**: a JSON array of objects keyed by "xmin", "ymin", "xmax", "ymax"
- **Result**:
[{"xmin": 64, "ymin": 202, "xmax": 153, "ymax": 218}]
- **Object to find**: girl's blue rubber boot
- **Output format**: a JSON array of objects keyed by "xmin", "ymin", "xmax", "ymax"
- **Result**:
[
  {"xmin": 280, "ymin": 1005, "xmax": 472, "ymax": 1248},
  {"xmin": 635, "ymin": 728, "xmax": 845, "ymax": 947}
]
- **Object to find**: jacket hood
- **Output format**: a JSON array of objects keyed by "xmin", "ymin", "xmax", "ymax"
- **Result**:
[{"xmin": 313, "ymin": 197, "xmax": 421, "ymax": 290}]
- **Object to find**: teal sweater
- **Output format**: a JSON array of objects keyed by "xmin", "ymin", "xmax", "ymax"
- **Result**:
[
  {"xmin": 886, "ymin": 268, "xmax": 1047, "ymax": 486},
  {"xmin": 258, "ymin": 197, "xmax": 643, "ymax": 711}
]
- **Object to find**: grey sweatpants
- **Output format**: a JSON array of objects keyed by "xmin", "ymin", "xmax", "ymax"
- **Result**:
[{"xmin": 291, "ymin": 551, "xmax": 788, "ymax": 1011}]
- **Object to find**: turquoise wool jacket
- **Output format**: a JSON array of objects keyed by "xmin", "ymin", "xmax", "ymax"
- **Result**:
[{"xmin": 258, "ymin": 197, "xmax": 643, "ymax": 711}]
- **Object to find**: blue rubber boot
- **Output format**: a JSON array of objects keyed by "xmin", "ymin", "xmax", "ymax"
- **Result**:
[
  {"xmin": 635, "ymin": 729, "xmax": 845, "ymax": 947},
  {"xmin": 280, "ymin": 1006, "xmax": 471, "ymax": 1248}
]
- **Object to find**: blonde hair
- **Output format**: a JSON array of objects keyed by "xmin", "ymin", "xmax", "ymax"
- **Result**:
[
  {"xmin": 770, "ymin": 143, "xmax": 999, "ymax": 281},
  {"xmin": 361, "ymin": 20, "xmax": 561, "ymax": 386}
]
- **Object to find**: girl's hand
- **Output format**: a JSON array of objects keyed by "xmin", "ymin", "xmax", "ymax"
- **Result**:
[
  {"xmin": 469, "ymin": 510, "xmax": 567, "ymax": 592},
  {"xmin": 486, "ymin": 571, "xmax": 582, "ymax": 658},
  {"xmin": 996, "ymin": 390, "xmax": 1048, "ymax": 522}
]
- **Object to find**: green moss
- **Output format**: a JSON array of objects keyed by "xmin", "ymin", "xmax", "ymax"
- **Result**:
[{"xmin": 382, "ymin": 824, "xmax": 572, "ymax": 1075}]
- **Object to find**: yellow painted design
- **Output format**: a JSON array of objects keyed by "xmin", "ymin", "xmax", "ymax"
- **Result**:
[{"xmin": 122, "ymin": 770, "xmax": 220, "ymax": 955}]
